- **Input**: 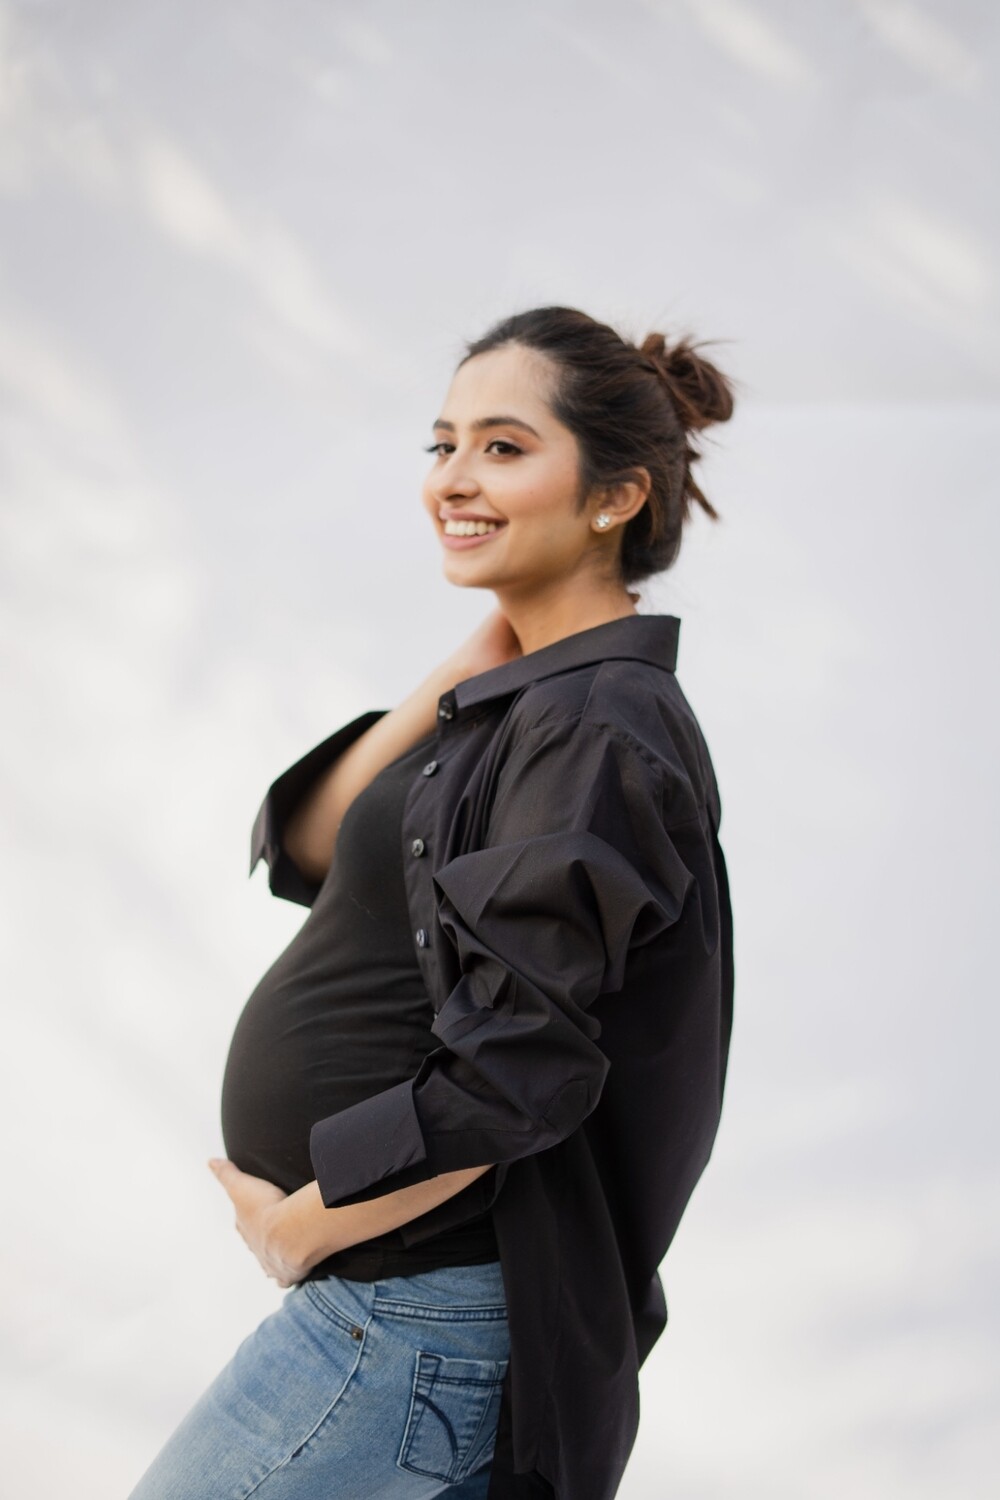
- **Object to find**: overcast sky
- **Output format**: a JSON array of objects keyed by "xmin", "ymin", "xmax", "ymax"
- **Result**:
[{"xmin": 1, "ymin": 2, "xmax": 998, "ymax": 1496}]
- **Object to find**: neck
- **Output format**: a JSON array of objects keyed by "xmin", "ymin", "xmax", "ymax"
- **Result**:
[{"xmin": 492, "ymin": 580, "xmax": 640, "ymax": 657}]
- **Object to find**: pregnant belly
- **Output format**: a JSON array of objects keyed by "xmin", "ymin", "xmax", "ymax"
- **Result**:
[{"xmin": 220, "ymin": 983, "xmax": 437, "ymax": 1195}]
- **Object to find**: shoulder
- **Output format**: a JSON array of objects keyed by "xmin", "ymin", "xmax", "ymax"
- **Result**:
[
  {"xmin": 507, "ymin": 658, "xmax": 696, "ymax": 771},
  {"xmin": 502, "ymin": 660, "xmax": 717, "ymax": 822}
]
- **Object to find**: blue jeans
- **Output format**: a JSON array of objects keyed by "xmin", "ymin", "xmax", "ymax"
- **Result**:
[{"xmin": 128, "ymin": 1260, "xmax": 510, "ymax": 1499}]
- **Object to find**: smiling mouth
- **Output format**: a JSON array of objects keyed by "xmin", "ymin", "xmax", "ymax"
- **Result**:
[{"xmin": 441, "ymin": 518, "xmax": 508, "ymax": 537}]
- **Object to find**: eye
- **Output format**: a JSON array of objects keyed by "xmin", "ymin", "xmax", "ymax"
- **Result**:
[{"xmin": 423, "ymin": 439, "xmax": 523, "ymax": 457}]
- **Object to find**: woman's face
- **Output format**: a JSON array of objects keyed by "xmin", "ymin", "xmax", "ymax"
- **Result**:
[{"xmin": 421, "ymin": 344, "xmax": 609, "ymax": 595}]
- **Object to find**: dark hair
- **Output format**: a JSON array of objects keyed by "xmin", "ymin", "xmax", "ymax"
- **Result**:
[{"xmin": 458, "ymin": 305, "xmax": 738, "ymax": 586}]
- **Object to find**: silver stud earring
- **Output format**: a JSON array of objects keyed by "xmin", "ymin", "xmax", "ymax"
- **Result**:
[{"xmin": 594, "ymin": 513, "xmax": 611, "ymax": 530}]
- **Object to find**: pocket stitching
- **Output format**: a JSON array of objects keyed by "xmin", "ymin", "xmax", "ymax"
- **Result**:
[{"xmin": 396, "ymin": 1349, "xmax": 508, "ymax": 1484}]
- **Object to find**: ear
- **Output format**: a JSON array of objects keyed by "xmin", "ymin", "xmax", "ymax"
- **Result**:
[{"xmin": 596, "ymin": 467, "xmax": 652, "ymax": 527}]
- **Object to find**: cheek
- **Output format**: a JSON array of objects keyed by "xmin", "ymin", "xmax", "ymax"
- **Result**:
[
  {"xmin": 501, "ymin": 460, "xmax": 581, "ymax": 524},
  {"xmin": 505, "ymin": 493, "xmax": 579, "ymax": 537},
  {"xmin": 420, "ymin": 481, "xmax": 438, "ymax": 516},
  {"xmin": 502, "ymin": 484, "xmax": 564, "ymax": 526}
]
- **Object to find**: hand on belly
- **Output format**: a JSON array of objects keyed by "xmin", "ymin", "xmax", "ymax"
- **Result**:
[{"xmin": 207, "ymin": 1157, "xmax": 302, "ymax": 1287}]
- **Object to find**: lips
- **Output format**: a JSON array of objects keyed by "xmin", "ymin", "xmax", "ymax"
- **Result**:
[
  {"xmin": 440, "ymin": 516, "xmax": 509, "ymax": 540},
  {"xmin": 440, "ymin": 514, "xmax": 507, "ymax": 526},
  {"xmin": 439, "ymin": 519, "xmax": 508, "ymax": 551}
]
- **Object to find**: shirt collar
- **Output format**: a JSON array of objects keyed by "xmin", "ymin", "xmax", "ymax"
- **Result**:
[{"xmin": 438, "ymin": 613, "xmax": 681, "ymax": 719}]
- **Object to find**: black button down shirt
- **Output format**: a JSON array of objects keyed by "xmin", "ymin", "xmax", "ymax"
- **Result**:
[{"xmin": 248, "ymin": 613, "xmax": 734, "ymax": 1500}]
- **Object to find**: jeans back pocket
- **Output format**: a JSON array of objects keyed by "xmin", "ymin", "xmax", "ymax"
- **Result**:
[{"xmin": 397, "ymin": 1349, "xmax": 509, "ymax": 1484}]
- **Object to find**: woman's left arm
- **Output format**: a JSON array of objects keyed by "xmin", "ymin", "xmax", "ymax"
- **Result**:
[
  {"xmin": 208, "ymin": 1158, "xmax": 494, "ymax": 1287},
  {"xmin": 307, "ymin": 715, "xmax": 698, "ymax": 1211}
]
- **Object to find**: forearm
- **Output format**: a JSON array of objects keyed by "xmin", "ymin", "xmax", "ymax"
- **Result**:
[
  {"xmin": 283, "ymin": 657, "xmax": 467, "ymax": 882},
  {"xmin": 282, "ymin": 609, "xmax": 521, "ymax": 884},
  {"xmin": 273, "ymin": 1163, "xmax": 495, "ymax": 1277}
]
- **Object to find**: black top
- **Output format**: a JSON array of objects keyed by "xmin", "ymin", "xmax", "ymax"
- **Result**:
[
  {"xmin": 221, "ymin": 731, "xmax": 499, "ymax": 1279},
  {"xmin": 249, "ymin": 613, "xmax": 734, "ymax": 1500}
]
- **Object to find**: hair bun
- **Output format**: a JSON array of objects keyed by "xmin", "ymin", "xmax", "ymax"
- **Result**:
[{"xmin": 637, "ymin": 331, "xmax": 735, "ymax": 431}]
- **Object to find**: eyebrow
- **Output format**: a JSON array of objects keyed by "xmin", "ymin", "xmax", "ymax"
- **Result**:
[{"xmin": 432, "ymin": 415, "xmax": 542, "ymax": 439}]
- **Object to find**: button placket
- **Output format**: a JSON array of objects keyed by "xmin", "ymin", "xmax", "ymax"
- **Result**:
[{"xmin": 403, "ymin": 758, "xmax": 438, "ymax": 961}]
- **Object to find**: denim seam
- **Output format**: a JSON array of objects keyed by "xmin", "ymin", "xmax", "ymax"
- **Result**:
[
  {"xmin": 370, "ymin": 1299, "xmax": 507, "ymax": 1322},
  {"xmin": 396, "ymin": 1354, "xmax": 427, "ymax": 1475},
  {"xmin": 459, "ymin": 1372, "xmax": 499, "ymax": 1480},
  {"xmin": 241, "ymin": 1322, "xmax": 367, "ymax": 1497}
]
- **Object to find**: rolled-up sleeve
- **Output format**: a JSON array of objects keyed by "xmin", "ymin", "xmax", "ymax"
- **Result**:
[
  {"xmin": 249, "ymin": 708, "xmax": 388, "ymax": 907},
  {"xmin": 309, "ymin": 714, "xmax": 698, "ymax": 1208}
]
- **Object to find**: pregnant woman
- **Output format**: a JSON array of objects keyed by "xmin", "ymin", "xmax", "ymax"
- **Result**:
[{"xmin": 128, "ymin": 305, "xmax": 737, "ymax": 1500}]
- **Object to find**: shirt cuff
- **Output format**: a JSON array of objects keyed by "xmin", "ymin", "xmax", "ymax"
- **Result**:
[{"xmin": 308, "ymin": 1076, "xmax": 434, "ymax": 1208}]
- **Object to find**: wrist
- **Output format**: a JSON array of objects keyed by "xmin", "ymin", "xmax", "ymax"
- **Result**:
[
  {"xmin": 427, "ymin": 656, "xmax": 472, "ymax": 696},
  {"xmin": 270, "ymin": 1183, "xmax": 342, "ymax": 1277}
]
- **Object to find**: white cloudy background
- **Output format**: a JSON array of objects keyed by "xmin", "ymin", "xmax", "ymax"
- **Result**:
[{"xmin": 1, "ymin": 1, "xmax": 997, "ymax": 1495}]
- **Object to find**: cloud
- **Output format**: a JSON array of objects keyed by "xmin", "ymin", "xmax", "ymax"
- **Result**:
[
  {"xmin": 644, "ymin": 0, "xmax": 819, "ymax": 90},
  {"xmin": 133, "ymin": 133, "xmax": 413, "ymax": 381},
  {"xmin": 854, "ymin": 0, "xmax": 983, "ymax": 92}
]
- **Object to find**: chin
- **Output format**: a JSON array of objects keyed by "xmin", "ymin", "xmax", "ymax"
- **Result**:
[
  {"xmin": 443, "ymin": 566, "xmax": 498, "ymax": 591},
  {"xmin": 440, "ymin": 543, "xmax": 521, "ymax": 591}
]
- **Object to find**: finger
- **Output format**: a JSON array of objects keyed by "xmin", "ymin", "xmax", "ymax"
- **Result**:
[{"xmin": 208, "ymin": 1159, "xmax": 243, "ymax": 1197}]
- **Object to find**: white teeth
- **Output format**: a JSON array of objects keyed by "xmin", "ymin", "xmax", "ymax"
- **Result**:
[{"xmin": 443, "ymin": 519, "xmax": 503, "ymax": 536}]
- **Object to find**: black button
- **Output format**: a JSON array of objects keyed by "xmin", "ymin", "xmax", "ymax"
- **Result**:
[
  {"xmin": 422, "ymin": 760, "xmax": 438, "ymax": 776},
  {"xmin": 349, "ymin": 1325, "xmax": 363, "ymax": 1340},
  {"xmin": 415, "ymin": 927, "xmax": 429, "ymax": 947},
  {"xmin": 438, "ymin": 699, "xmax": 455, "ymax": 720},
  {"xmin": 411, "ymin": 838, "xmax": 426, "ymax": 857}
]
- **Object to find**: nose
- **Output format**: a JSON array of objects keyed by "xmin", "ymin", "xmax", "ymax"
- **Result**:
[{"xmin": 430, "ymin": 460, "xmax": 479, "ymax": 500}]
